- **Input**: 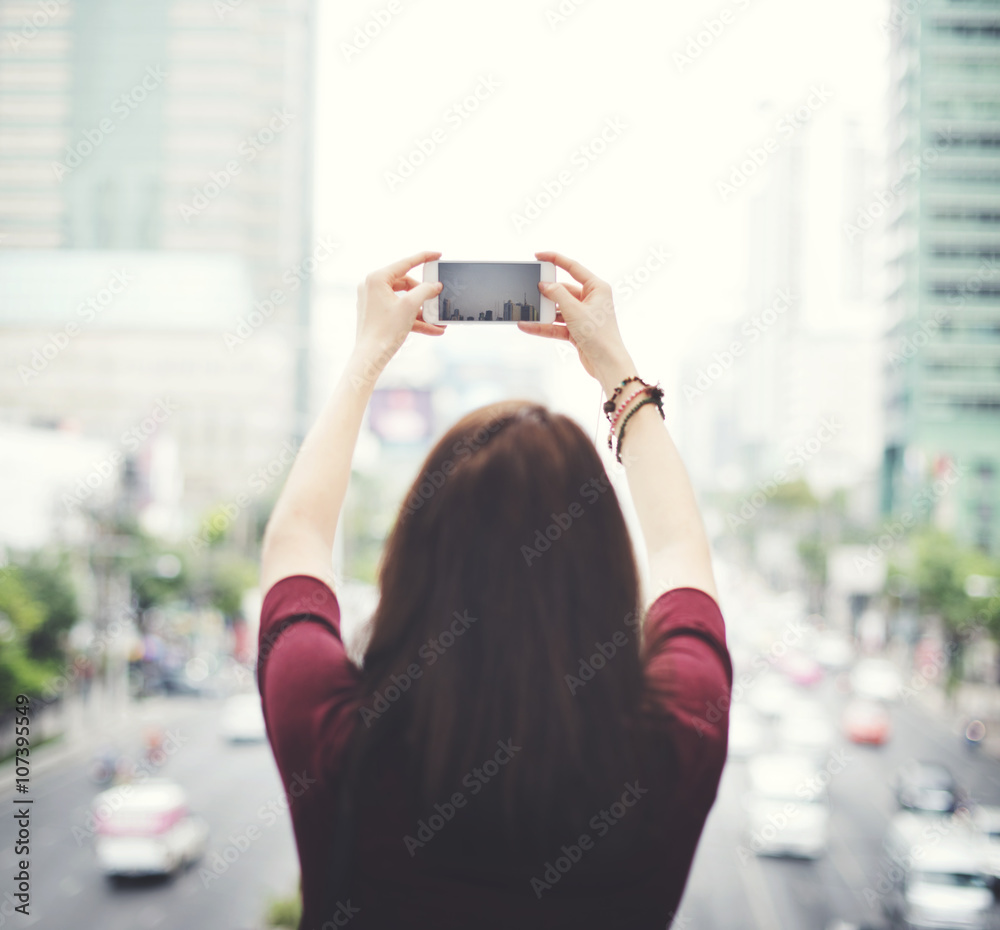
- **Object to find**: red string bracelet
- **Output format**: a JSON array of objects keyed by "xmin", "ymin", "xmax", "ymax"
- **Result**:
[
  {"xmin": 610, "ymin": 384, "xmax": 665, "ymax": 461},
  {"xmin": 608, "ymin": 386, "xmax": 652, "ymax": 449},
  {"xmin": 610, "ymin": 387, "xmax": 648, "ymax": 430},
  {"xmin": 602, "ymin": 376, "xmax": 645, "ymax": 417}
]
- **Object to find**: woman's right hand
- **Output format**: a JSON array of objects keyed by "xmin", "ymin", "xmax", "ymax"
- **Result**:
[{"xmin": 517, "ymin": 251, "xmax": 634, "ymax": 389}]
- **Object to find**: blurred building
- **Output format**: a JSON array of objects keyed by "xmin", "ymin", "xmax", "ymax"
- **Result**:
[
  {"xmin": 0, "ymin": 422, "xmax": 117, "ymax": 549},
  {"xmin": 882, "ymin": 0, "xmax": 1000, "ymax": 552},
  {"xmin": 1, "ymin": 0, "xmax": 312, "ymax": 275},
  {"xmin": 0, "ymin": 0, "xmax": 315, "ymax": 537},
  {"xmin": 679, "ymin": 133, "xmax": 882, "ymax": 513},
  {"xmin": 0, "ymin": 250, "xmax": 293, "ymax": 534}
]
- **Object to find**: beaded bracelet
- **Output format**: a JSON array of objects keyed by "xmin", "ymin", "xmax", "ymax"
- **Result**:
[
  {"xmin": 610, "ymin": 387, "xmax": 648, "ymax": 430},
  {"xmin": 602, "ymin": 376, "xmax": 645, "ymax": 417},
  {"xmin": 612, "ymin": 385, "xmax": 665, "ymax": 463},
  {"xmin": 607, "ymin": 384, "xmax": 659, "ymax": 450}
]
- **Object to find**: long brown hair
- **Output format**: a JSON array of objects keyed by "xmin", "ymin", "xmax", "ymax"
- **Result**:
[{"xmin": 353, "ymin": 400, "xmax": 648, "ymax": 849}]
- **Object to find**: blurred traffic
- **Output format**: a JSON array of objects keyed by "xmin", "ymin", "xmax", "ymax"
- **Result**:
[
  {"xmin": 676, "ymin": 567, "xmax": 1000, "ymax": 930},
  {"xmin": 0, "ymin": 580, "xmax": 377, "ymax": 930},
  {"xmin": 0, "ymin": 0, "xmax": 998, "ymax": 926}
]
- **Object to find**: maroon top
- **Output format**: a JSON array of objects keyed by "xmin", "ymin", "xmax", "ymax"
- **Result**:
[{"xmin": 258, "ymin": 574, "xmax": 731, "ymax": 930}]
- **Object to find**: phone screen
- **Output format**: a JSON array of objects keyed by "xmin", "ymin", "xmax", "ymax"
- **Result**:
[{"xmin": 437, "ymin": 261, "xmax": 541, "ymax": 322}]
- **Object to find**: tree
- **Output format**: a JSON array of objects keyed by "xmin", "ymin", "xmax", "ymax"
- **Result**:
[
  {"xmin": 770, "ymin": 479, "xmax": 818, "ymax": 510},
  {"xmin": 18, "ymin": 552, "xmax": 79, "ymax": 664},
  {"xmin": 910, "ymin": 530, "xmax": 1000, "ymax": 636},
  {"xmin": 0, "ymin": 567, "xmax": 58, "ymax": 708},
  {"xmin": 888, "ymin": 529, "xmax": 1000, "ymax": 689},
  {"xmin": 199, "ymin": 556, "xmax": 258, "ymax": 620},
  {"xmin": 127, "ymin": 537, "xmax": 190, "ymax": 612}
]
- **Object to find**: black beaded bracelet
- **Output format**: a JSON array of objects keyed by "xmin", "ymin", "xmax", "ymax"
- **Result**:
[
  {"xmin": 602, "ymin": 376, "xmax": 645, "ymax": 417},
  {"xmin": 606, "ymin": 383, "xmax": 665, "ymax": 450},
  {"xmin": 613, "ymin": 386, "xmax": 665, "ymax": 463}
]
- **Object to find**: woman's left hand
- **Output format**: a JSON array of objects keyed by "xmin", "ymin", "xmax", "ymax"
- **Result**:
[{"xmin": 353, "ymin": 251, "xmax": 445, "ymax": 369}]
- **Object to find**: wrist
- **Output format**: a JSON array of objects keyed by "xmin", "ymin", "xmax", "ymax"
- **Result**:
[
  {"xmin": 594, "ymin": 349, "xmax": 638, "ymax": 397},
  {"xmin": 345, "ymin": 342, "xmax": 391, "ymax": 394}
]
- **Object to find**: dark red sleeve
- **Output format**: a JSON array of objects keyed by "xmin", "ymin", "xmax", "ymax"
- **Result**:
[
  {"xmin": 643, "ymin": 587, "xmax": 732, "ymax": 786},
  {"xmin": 256, "ymin": 574, "xmax": 362, "ymax": 792}
]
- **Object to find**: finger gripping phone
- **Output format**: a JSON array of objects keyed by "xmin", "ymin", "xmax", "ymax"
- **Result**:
[{"xmin": 422, "ymin": 260, "xmax": 556, "ymax": 324}]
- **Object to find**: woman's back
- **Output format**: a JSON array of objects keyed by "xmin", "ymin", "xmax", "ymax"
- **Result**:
[
  {"xmin": 257, "ymin": 251, "xmax": 730, "ymax": 929},
  {"xmin": 258, "ymin": 575, "xmax": 730, "ymax": 930}
]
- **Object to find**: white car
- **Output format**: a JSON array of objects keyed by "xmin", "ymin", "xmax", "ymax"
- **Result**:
[
  {"xmin": 813, "ymin": 630, "xmax": 854, "ymax": 671},
  {"xmin": 220, "ymin": 693, "xmax": 267, "ymax": 742},
  {"xmin": 850, "ymin": 658, "xmax": 903, "ymax": 702},
  {"xmin": 743, "ymin": 753, "xmax": 829, "ymax": 858},
  {"xmin": 777, "ymin": 703, "xmax": 835, "ymax": 757},
  {"xmin": 972, "ymin": 805, "xmax": 1000, "ymax": 878},
  {"xmin": 883, "ymin": 812, "xmax": 995, "ymax": 930},
  {"xmin": 93, "ymin": 780, "xmax": 208, "ymax": 877},
  {"xmin": 746, "ymin": 674, "xmax": 799, "ymax": 720}
]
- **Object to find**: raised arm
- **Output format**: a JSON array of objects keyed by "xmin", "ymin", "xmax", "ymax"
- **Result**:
[
  {"xmin": 259, "ymin": 251, "xmax": 444, "ymax": 597},
  {"xmin": 519, "ymin": 251, "xmax": 717, "ymax": 603}
]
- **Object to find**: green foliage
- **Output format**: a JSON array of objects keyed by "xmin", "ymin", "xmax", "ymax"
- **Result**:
[
  {"xmin": 889, "ymin": 529, "xmax": 1000, "ymax": 638},
  {"xmin": 798, "ymin": 536, "xmax": 828, "ymax": 588},
  {"xmin": 265, "ymin": 890, "xmax": 302, "ymax": 929},
  {"xmin": 199, "ymin": 502, "xmax": 240, "ymax": 548},
  {"xmin": 103, "ymin": 514, "xmax": 261, "ymax": 625},
  {"xmin": 203, "ymin": 557, "xmax": 258, "ymax": 619},
  {"xmin": 0, "ymin": 566, "xmax": 58, "ymax": 708},
  {"xmin": 18, "ymin": 553, "xmax": 79, "ymax": 662},
  {"xmin": 769, "ymin": 479, "xmax": 818, "ymax": 510},
  {"xmin": 128, "ymin": 539, "xmax": 189, "ymax": 611}
]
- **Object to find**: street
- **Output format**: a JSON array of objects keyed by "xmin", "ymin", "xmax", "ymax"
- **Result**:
[
  {"xmin": 1, "ymin": 696, "xmax": 298, "ymax": 930},
  {"xmin": 5, "ymin": 666, "xmax": 1000, "ymax": 929},
  {"xmin": 681, "ymin": 682, "xmax": 1000, "ymax": 929}
]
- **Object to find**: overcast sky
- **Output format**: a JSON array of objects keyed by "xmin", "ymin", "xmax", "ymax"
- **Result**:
[
  {"xmin": 313, "ymin": 0, "xmax": 889, "ymax": 416},
  {"xmin": 437, "ymin": 261, "xmax": 542, "ymax": 318}
]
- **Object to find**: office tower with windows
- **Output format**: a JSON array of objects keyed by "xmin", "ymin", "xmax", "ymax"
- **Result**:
[
  {"xmin": 882, "ymin": 0, "xmax": 1000, "ymax": 552},
  {"xmin": 0, "ymin": 0, "xmax": 314, "ymax": 526}
]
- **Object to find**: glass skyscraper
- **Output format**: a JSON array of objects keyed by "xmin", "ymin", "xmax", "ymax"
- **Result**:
[
  {"xmin": 0, "ymin": 0, "xmax": 312, "ymax": 297},
  {"xmin": 0, "ymin": 0, "xmax": 314, "ymax": 524},
  {"xmin": 882, "ymin": 0, "xmax": 1000, "ymax": 552}
]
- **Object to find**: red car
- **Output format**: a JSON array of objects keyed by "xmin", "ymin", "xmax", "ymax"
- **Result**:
[{"xmin": 843, "ymin": 699, "xmax": 891, "ymax": 745}]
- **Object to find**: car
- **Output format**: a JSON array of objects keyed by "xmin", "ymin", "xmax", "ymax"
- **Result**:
[
  {"xmin": 814, "ymin": 630, "xmax": 854, "ymax": 671},
  {"xmin": 850, "ymin": 658, "xmax": 903, "ymax": 702},
  {"xmin": 134, "ymin": 663, "xmax": 209, "ymax": 698},
  {"xmin": 883, "ymin": 812, "xmax": 995, "ymax": 930},
  {"xmin": 746, "ymin": 674, "xmax": 799, "ymax": 720},
  {"xmin": 728, "ymin": 704, "xmax": 766, "ymax": 759},
  {"xmin": 843, "ymin": 699, "xmax": 891, "ymax": 745},
  {"xmin": 743, "ymin": 753, "xmax": 830, "ymax": 858},
  {"xmin": 776, "ymin": 700, "xmax": 835, "ymax": 757},
  {"xmin": 972, "ymin": 805, "xmax": 1000, "ymax": 878},
  {"xmin": 220, "ymin": 693, "xmax": 267, "ymax": 742},
  {"xmin": 93, "ymin": 779, "xmax": 208, "ymax": 877},
  {"xmin": 895, "ymin": 761, "xmax": 963, "ymax": 814}
]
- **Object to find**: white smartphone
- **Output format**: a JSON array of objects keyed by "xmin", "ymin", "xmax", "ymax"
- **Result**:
[{"xmin": 422, "ymin": 260, "xmax": 557, "ymax": 325}]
